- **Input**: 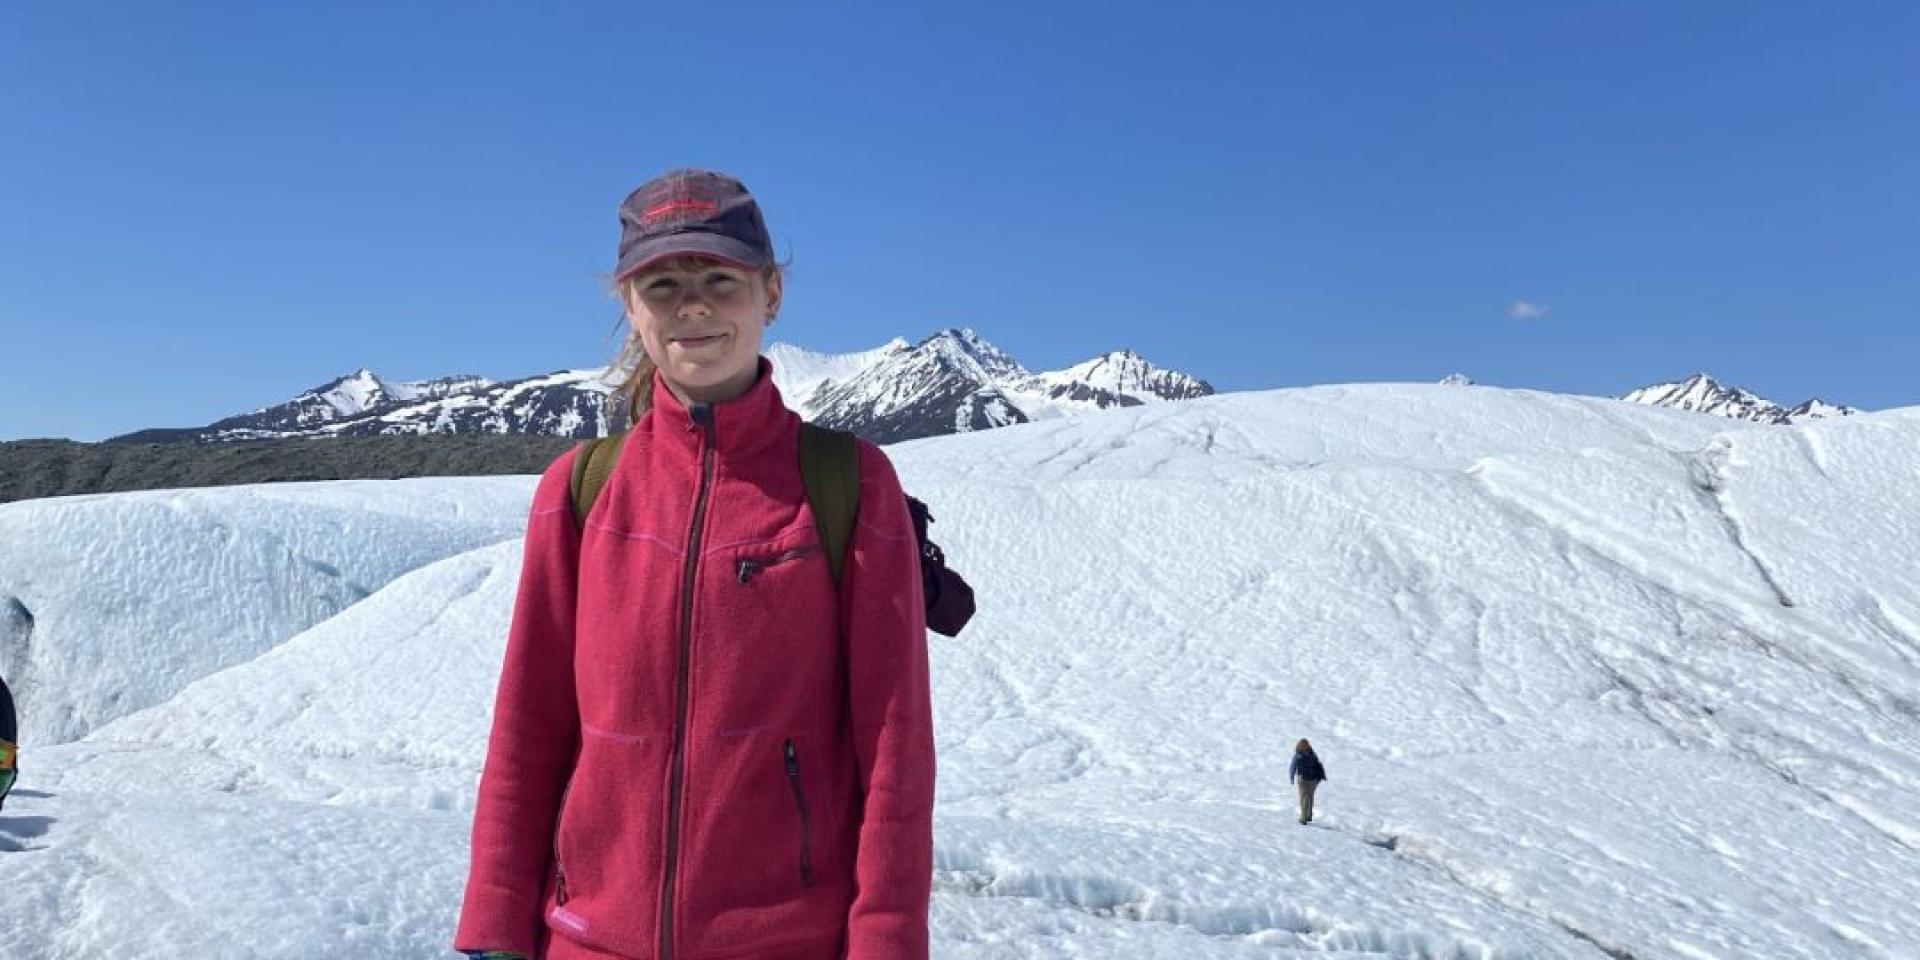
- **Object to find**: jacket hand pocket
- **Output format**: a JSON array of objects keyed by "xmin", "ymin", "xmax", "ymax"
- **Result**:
[{"xmin": 782, "ymin": 738, "xmax": 816, "ymax": 888}]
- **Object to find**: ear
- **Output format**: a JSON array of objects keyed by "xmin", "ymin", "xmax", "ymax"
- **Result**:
[{"xmin": 762, "ymin": 270, "xmax": 784, "ymax": 320}]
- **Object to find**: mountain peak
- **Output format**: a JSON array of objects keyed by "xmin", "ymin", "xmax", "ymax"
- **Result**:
[
  {"xmin": 310, "ymin": 369, "xmax": 398, "ymax": 418},
  {"xmin": 923, "ymin": 327, "xmax": 996, "ymax": 353},
  {"xmin": 1623, "ymin": 373, "xmax": 1860, "ymax": 425},
  {"xmin": 1786, "ymin": 397, "xmax": 1861, "ymax": 421},
  {"xmin": 918, "ymin": 328, "xmax": 1027, "ymax": 381},
  {"xmin": 1035, "ymin": 349, "xmax": 1214, "ymax": 411},
  {"xmin": 797, "ymin": 331, "xmax": 1211, "ymax": 443}
]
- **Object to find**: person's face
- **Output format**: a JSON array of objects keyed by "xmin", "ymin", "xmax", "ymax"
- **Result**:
[{"xmin": 625, "ymin": 257, "xmax": 782, "ymax": 406}]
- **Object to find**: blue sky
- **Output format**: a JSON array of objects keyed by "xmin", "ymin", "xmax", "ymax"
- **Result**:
[{"xmin": 2, "ymin": 2, "xmax": 1915, "ymax": 441}]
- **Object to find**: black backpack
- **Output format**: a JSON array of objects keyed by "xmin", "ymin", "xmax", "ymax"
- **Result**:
[{"xmin": 904, "ymin": 495, "xmax": 974, "ymax": 638}]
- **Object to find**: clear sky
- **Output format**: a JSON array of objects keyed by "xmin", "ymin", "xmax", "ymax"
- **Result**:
[{"xmin": 2, "ymin": 2, "xmax": 1914, "ymax": 441}]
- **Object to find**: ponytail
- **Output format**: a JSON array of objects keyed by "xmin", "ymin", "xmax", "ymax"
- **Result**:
[
  {"xmin": 623, "ymin": 353, "xmax": 657, "ymax": 420},
  {"xmin": 604, "ymin": 278, "xmax": 656, "ymax": 430}
]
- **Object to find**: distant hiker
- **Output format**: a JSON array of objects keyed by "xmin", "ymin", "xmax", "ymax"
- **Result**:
[
  {"xmin": 457, "ymin": 170, "xmax": 934, "ymax": 960},
  {"xmin": 1289, "ymin": 738, "xmax": 1327, "ymax": 824},
  {"xmin": 0, "ymin": 672, "xmax": 16, "ymax": 811}
]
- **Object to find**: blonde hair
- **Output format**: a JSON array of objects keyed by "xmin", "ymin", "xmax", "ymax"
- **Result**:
[{"xmin": 602, "ymin": 255, "xmax": 784, "ymax": 426}]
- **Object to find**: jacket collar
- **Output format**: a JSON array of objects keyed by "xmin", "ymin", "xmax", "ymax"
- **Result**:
[{"xmin": 644, "ymin": 357, "xmax": 794, "ymax": 460}]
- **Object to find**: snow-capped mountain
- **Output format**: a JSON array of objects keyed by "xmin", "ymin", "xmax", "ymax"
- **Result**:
[
  {"xmin": 113, "ymin": 369, "xmax": 603, "ymax": 442},
  {"xmin": 763, "ymin": 337, "xmax": 911, "ymax": 415},
  {"xmin": 1622, "ymin": 373, "xmax": 1862, "ymax": 425},
  {"xmin": 1783, "ymin": 397, "xmax": 1859, "ymax": 421},
  {"xmin": 112, "ymin": 370, "xmax": 499, "ymax": 443},
  {"xmin": 385, "ymin": 373, "xmax": 494, "ymax": 405},
  {"xmin": 797, "ymin": 328, "xmax": 1216, "ymax": 444},
  {"xmin": 109, "ymin": 330, "xmax": 1214, "ymax": 445},
  {"xmin": 1030, "ymin": 348, "xmax": 1215, "ymax": 410}
]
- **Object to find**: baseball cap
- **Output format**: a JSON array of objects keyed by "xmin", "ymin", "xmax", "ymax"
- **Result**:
[{"xmin": 613, "ymin": 168, "xmax": 774, "ymax": 281}]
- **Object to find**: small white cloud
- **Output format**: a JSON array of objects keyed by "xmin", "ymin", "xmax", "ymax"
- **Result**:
[{"xmin": 1509, "ymin": 300, "xmax": 1551, "ymax": 322}]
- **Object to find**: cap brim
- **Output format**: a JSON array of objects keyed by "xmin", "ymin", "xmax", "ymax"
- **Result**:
[{"xmin": 613, "ymin": 232, "xmax": 767, "ymax": 281}]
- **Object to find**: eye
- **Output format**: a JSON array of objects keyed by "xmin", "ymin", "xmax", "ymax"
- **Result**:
[{"xmin": 641, "ymin": 278, "xmax": 679, "ymax": 298}]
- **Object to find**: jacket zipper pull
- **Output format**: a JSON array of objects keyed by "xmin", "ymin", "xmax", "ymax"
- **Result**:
[
  {"xmin": 783, "ymin": 740, "xmax": 815, "ymax": 887},
  {"xmin": 553, "ymin": 776, "xmax": 574, "ymax": 905},
  {"xmin": 738, "ymin": 559, "xmax": 762, "ymax": 584}
]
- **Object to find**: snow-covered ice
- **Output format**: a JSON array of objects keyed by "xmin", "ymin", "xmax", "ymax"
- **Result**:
[
  {"xmin": 0, "ymin": 478, "xmax": 533, "ymax": 745},
  {"xmin": 2, "ymin": 383, "xmax": 1917, "ymax": 958}
]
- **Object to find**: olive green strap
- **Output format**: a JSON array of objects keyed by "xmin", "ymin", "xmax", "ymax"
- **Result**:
[
  {"xmin": 571, "ymin": 426, "xmax": 854, "ymax": 584},
  {"xmin": 798, "ymin": 423, "xmax": 861, "ymax": 585},
  {"xmin": 569, "ymin": 432, "xmax": 628, "ymax": 530}
]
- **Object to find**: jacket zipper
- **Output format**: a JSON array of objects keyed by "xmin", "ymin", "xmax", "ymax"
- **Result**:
[
  {"xmin": 783, "ymin": 739, "xmax": 816, "ymax": 887},
  {"xmin": 660, "ymin": 403, "xmax": 717, "ymax": 960},
  {"xmin": 737, "ymin": 545, "xmax": 820, "ymax": 584},
  {"xmin": 553, "ymin": 772, "xmax": 575, "ymax": 905}
]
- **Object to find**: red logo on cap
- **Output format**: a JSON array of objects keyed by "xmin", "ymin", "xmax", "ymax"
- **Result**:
[
  {"xmin": 641, "ymin": 177, "xmax": 720, "ymax": 226},
  {"xmin": 642, "ymin": 198, "xmax": 717, "ymax": 224}
]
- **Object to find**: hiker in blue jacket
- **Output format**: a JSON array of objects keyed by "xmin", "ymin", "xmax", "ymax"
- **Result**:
[{"xmin": 1289, "ymin": 738, "xmax": 1327, "ymax": 824}]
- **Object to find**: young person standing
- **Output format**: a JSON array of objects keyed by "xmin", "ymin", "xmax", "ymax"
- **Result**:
[{"xmin": 456, "ymin": 170, "xmax": 935, "ymax": 960}]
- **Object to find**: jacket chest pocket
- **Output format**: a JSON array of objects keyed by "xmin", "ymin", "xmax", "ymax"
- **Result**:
[
  {"xmin": 716, "ymin": 541, "xmax": 837, "ymax": 651},
  {"xmin": 735, "ymin": 545, "xmax": 820, "ymax": 585}
]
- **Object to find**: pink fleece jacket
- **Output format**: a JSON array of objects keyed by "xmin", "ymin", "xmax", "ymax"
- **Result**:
[{"xmin": 456, "ymin": 364, "xmax": 935, "ymax": 960}]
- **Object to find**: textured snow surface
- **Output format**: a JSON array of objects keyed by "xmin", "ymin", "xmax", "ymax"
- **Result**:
[
  {"xmin": 3, "ymin": 383, "xmax": 1918, "ymax": 959},
  {"xmin": 0, "ymin": 479, "xmax": 534, "ymax": 745}
]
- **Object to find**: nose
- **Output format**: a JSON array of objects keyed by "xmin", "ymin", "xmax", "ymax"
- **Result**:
[{"xmin": 674, "ymin": 289, "xmax": 711, "ymax": 317}]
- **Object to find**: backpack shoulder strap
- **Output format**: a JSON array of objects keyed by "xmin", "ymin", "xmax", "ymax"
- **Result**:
[
  {"xmin": 569, "ymin": 432, "xmax": 628, "ymax": 530},
  {"xmin": 798, "ymin": 422, "xmax": 861, "ymax": 585}
]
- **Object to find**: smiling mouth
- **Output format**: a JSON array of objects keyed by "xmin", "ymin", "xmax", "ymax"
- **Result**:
[{"xmin": 671, "ymin": 333, "xmax": 727, "ymax": 345}]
